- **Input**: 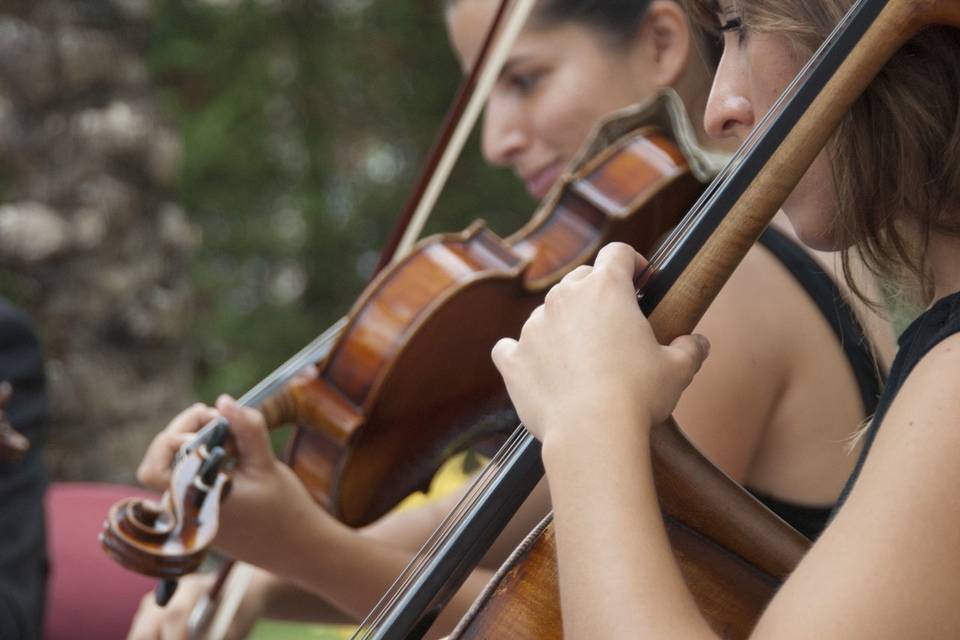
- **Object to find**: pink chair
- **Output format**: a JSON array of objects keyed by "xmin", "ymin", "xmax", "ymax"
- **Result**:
[{"xmin": 45, "ymin": 483, "xmax": 159, "ymax": 640}]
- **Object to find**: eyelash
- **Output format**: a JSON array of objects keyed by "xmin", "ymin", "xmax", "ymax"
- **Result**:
[
  {"xmin": 718, "ymin": 16, "xmax": 747, "ymax": 44},
  {"xmin": 508, "ymin": 70, "xmax": 544, "ymax": 94}
]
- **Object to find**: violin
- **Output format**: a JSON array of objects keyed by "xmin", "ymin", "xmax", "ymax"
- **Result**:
[
  {"xmin": 341, "ymin": 0, "xmax": 960, "ymax": 638},
  {"xmin": 0, "ymin": 381, "xmax": 29, "ymax": 465},
  {"xmin": 99, "ymin": 91, "xmax": 712, "ymax": 598}
]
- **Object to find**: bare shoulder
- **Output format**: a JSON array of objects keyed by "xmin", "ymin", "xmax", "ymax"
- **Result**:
[
  {"xmin": 753, "ymin": 332, "xmax": 960, "ymax": 639},
  {"xmin": 699, "ymin": 240, "xmax": 807, "ymax": 352},
  {"xmin": 674, "ymin": 243, "xmax": 802, "ymax": 479}
]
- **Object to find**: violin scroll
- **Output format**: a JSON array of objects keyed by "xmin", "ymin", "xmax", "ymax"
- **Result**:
[{"xmin": 100, "ymin": 419, "xmax": 234, "ymax": 604}]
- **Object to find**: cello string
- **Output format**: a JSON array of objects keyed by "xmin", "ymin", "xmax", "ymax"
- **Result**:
[
  {"xmin": 356, "ymin": 427, "xmax": 528, "ymax": 636},
  {"xmin": 356, "ymin": 426, "xmax": 530, "ymax": 637},
  {"xmin": 354, "ymin": 436, "xmax": 522, "ymax": 638}
]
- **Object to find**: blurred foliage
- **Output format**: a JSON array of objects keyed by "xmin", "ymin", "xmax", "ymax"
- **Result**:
[{"xmin": 149, "ymin": 0, "xmax": 532, "ymax": 400}]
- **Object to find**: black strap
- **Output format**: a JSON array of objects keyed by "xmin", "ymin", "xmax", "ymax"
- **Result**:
[{"xmin": 758, "ymin": 227, "xmax": 883, "ymax": 415}]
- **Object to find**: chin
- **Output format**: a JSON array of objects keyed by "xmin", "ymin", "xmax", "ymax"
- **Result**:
[{"xmin": 781, "ymin": 204, "xmax": 843, "ymax": 252}]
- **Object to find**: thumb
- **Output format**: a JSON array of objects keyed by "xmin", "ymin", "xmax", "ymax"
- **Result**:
[
  {"xmin": 666, "ymin": 334, "xmax": 710, "ymax": 385},
  {"xmin": 215, "ymin": 395, "xmax": 275, "ymax": 471}
]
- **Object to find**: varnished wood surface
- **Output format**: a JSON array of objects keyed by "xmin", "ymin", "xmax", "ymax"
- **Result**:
[{"xmin": 288, "ymin": 129, "xmax": 702, "ymax": 526}]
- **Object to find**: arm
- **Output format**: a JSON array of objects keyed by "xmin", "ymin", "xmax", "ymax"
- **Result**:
[
  {"xmin": 494, "ymin": 241, "xmax": 960, "ymax": 639},
  {"xmin": 751, "ymin": 333, "xmax": 960, "ymax": 638},
  {"xmin": 491, "ymin": 243, "xmax": 714, "ymax": 638},
  {"xmin": 131, "ymin": 400, "xmax": 551, "ymax": 638}
]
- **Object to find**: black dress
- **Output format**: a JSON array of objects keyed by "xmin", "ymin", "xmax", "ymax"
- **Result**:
[{"xmin": 835, "ymin": 289, "xmax": 960, "ymax": 509}]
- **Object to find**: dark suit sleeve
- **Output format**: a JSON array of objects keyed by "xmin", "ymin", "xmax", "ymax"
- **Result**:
[{"xmin": 0, "ymin": 300, "xmax": 49, "ymax": 640}]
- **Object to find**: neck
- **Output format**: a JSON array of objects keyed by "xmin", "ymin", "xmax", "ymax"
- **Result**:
[{"xmin": 929, "ymin": 230, "xmax": 960, "ymax": 302}]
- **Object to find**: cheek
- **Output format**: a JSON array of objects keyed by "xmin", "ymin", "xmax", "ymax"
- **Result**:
[
  {"xmin": 534, "ymin": 60, "xmax": 652, "ymax": 162},
  {"xmin": 531, "ymin": 77, "xmax": 610, "ymax": 160}
]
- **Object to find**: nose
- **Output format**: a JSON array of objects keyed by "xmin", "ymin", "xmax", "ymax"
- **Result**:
[
  {"xmin": 481, "ymin": 93, "xmax": 529, "ymax": 167},
  {"xmin": 704, "ymin": 53, "xmax": 755, "ymax": 142}
]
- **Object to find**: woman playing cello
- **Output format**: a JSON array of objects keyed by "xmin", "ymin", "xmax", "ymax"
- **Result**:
[
  {"xmin": 490, "ymin": 0, "xmax": 960, "ymax": 636},
  {"xmin": 127, "ymin": 1, "xmax": 893, "ymax": 637}
]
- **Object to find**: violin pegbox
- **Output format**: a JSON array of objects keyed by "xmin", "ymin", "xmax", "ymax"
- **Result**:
[{"xmin": 100, "ymin": 418, "xmax": 234, "ymax": 605}]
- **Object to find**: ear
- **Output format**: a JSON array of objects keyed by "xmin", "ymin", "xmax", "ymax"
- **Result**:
[{"xmin": 641, "ymin": 0, "xmax": 691, "ymax": 87}]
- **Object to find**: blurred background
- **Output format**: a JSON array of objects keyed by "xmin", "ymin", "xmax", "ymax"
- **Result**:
[
  {"xmin": 0, "ymin": 0, "xmax": 533, "ymax": 637},
  {"xmin": 0, "ymin": 0, "xmax": 530, "ymax": 482}
]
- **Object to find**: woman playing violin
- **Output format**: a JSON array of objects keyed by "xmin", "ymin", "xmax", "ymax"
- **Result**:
[
  {"xmin": 128, "ymin": 1, "xmax": 894, "ymax": 637},
  {"xmin": 491, "ymin": 0, "xmax": 960, "ymax": 636}
]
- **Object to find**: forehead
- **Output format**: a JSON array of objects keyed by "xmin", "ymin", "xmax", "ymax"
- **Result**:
[
  {"xmin": 446, "ymin": 0, "xmax": 582, "ymax": 71},
  {"xmin": 445, "ymin": 0, "xmax": 500, "ymax": 69}
]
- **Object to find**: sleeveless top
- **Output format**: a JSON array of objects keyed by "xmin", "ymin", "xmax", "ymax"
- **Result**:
[
  {"xmin": 745, "ymin": 227, "xmax": 884, "ymax": 540},
  {"xmin": 835, "ymin": 289, "xmax": 960, "ymax": 509}
]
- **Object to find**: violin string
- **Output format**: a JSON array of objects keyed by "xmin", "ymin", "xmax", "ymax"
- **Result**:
[
  {"xmin": 239, "ymin": 316, "xmax": 347, "ymax": 407},
  {"xmin": 180, "ymin": 317, "xmax": 348, "ymax": 455},
  {"xmin": 356, "ymin": 425, "xmax": 531, "ymax": 637},
  {"xmin": 357, "ymin": 427, "xmax": 529, "ymax": 636}
]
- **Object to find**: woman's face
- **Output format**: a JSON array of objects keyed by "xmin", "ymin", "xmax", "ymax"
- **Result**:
[
  {"xmin": 446, "ymin": 0, "xmax": 662, "ymax": 200},
  {"xmin": 703, "ymin": 6, "xmax": 842, "ymax": 250}
]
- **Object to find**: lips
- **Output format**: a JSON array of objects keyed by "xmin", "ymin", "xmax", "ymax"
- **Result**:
[{"xmin": 522, "ymin": 162, "xmax": 563, "ymax": 200}]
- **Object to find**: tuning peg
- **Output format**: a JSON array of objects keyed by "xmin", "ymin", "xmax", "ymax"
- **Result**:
[{"xmin": 155, "ymin": 578, "xmax": 178, "ymax": 606}]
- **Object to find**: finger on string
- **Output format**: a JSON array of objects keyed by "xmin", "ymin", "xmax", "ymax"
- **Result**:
[
  {"xmin": 294, "ymin": 363, "xmax": 319, "ymax": 383},
  {"xmin": 591, "ymin": 242, "xmax": 640, "ymax": 285},
  {"xmin": 633, "ymin": 251, "xmax": 651, "ymax": 286},
  {"xmin": 136, "ymin": 431, "xmax": 194, "ymax": 488},
  {"xmin": 215, "ymin": 395, "xmax": 275, "ymax": 469}
]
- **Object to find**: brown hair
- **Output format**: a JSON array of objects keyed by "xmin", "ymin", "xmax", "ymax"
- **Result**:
[{"xmin": 686, "ymin": 0, "xmax": 960, "ymax": 305}]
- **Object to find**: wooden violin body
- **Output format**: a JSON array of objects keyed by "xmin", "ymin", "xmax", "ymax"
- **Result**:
[{"xmin": 276, "ymin": 127, "xmax": 703, "ymax": 526}]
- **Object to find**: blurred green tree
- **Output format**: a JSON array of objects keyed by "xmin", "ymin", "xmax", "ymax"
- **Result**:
[{"xmin": 150, "ymin": 0, "xmax": 531, "ymax": 400}]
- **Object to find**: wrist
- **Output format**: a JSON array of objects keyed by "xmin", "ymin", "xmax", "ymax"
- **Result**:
[
  {"xmin": 246, "ymin": 568, "xmax": 275, "ymax": 616},
  {"xmin": 540, "ymin": 404, "xmax": 652, "ymax": 474}
]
